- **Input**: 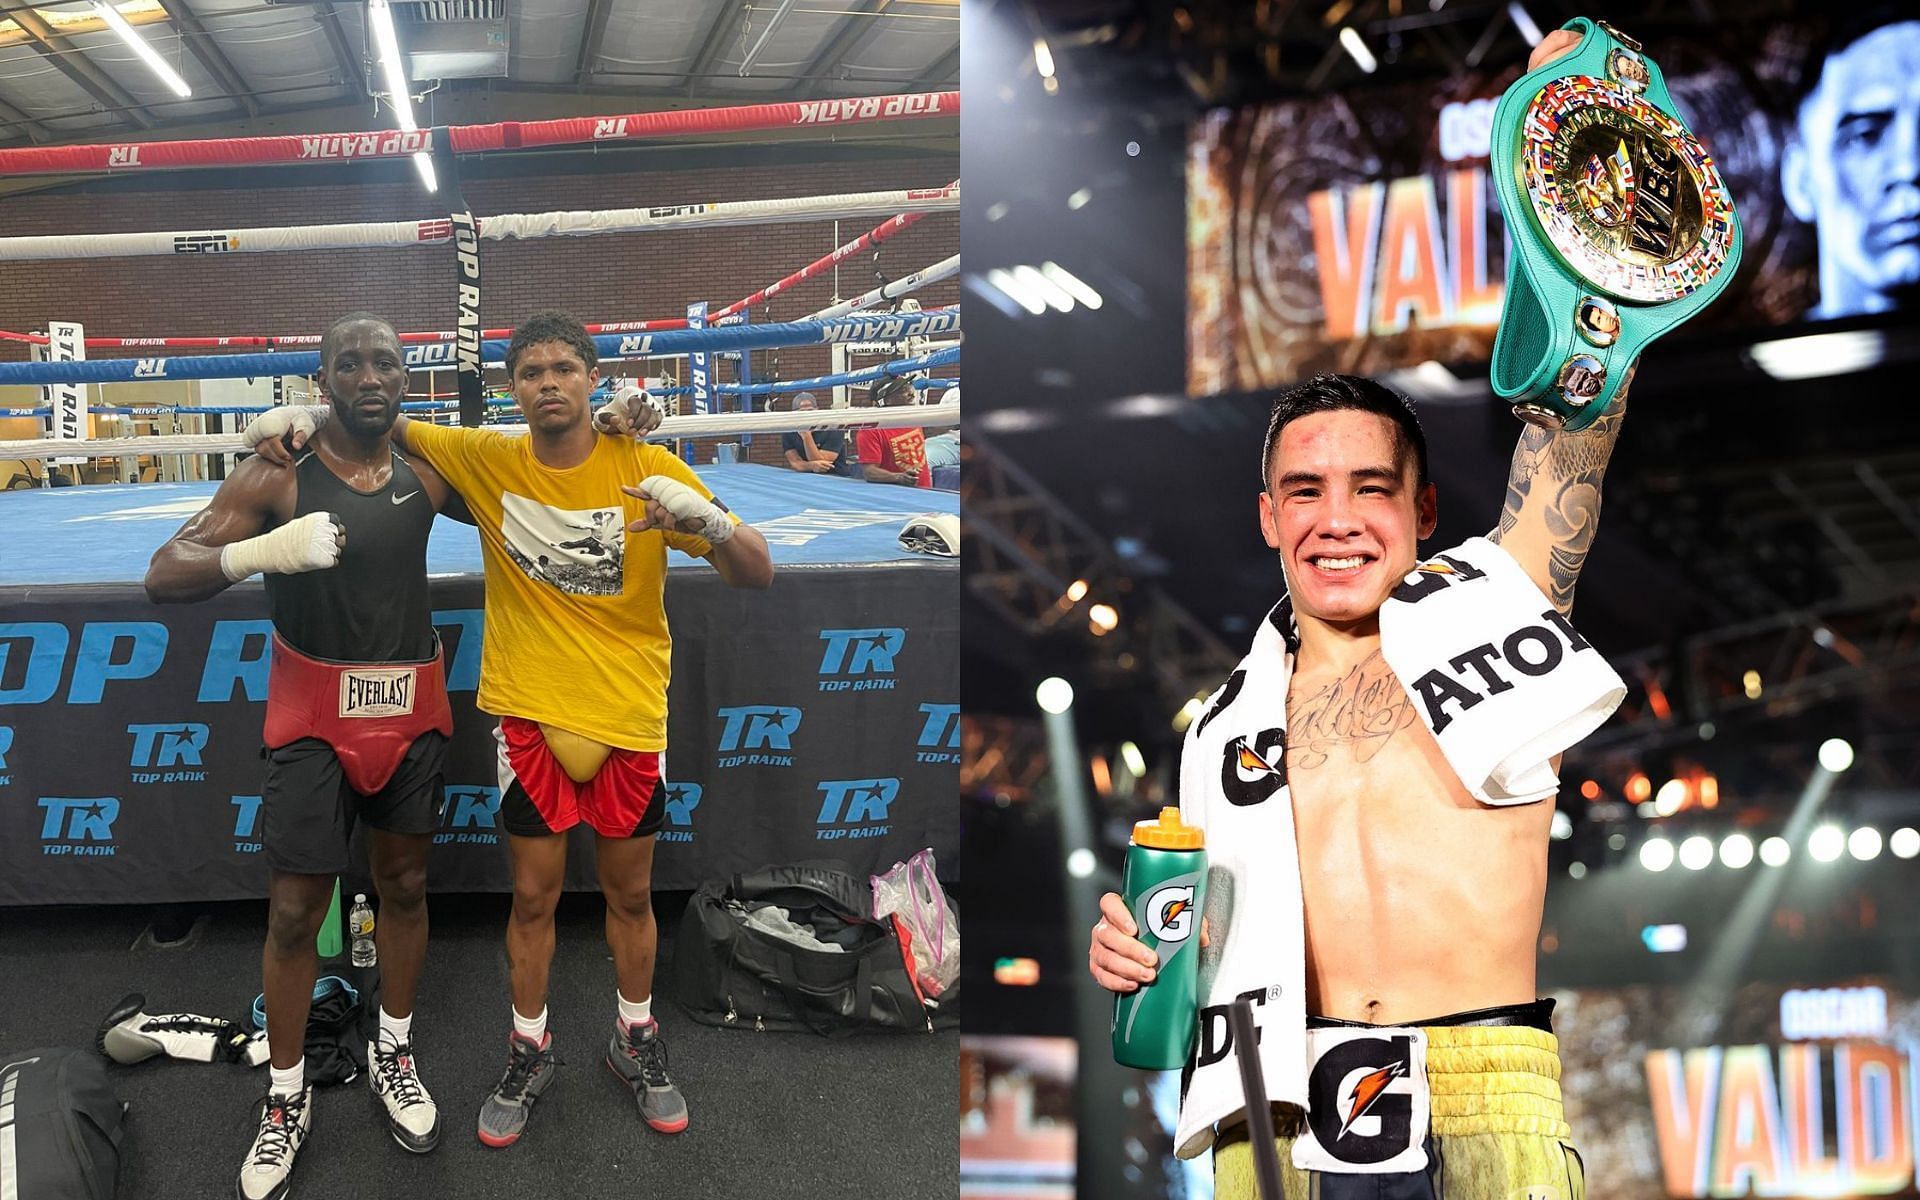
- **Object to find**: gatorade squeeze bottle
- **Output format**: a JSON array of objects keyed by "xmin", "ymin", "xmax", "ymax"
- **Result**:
[{"xmin": 1112, "ymin": 807, "xmax": 1207, "ymax": 1070}]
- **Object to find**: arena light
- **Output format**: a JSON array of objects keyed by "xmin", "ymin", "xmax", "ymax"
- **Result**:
[
  {"xmin": 1171, "ymin": 696, "xmax": 1206, "ymax": 732},
  {"xmin": 368, "ymin": 0, "xmax": 438, "ymax": 192},
  {"xmin": 1088, "ymin": 603, "xmax": 1119, "ymax": 635},
  {"xmin": 985, "ymin": 268, "xmax": 1047, "ymax": 316},
  {"xmin": 1639, "ymin": 837, "xmax": 1675, "ymax": 872},
  {"xmin": 1759, "ymin": 836, "xmax": 1791, "ymax": 866},
  {"xmin": 993, "ymin": 956, "xmax": 1041, "ymax": 986},
  {"xmin": 1506, "ymin": 2, "xmax": 1544, "ymax": 45},
  {"xmin": 1641, "ymin": 924, "xmax": 1687, "ymax": 953},
  {"xmin": 1808, "ymin": 824, "xmax": 1845, "ymax": 863},
  {"xmin": 1848, "ymin": 827, "xmax": 1882, "ymax": 861},
  {"xmin": 1892, "ymin": 827, "xmax": 1920, "ymax": 860},
  {"xmin": 1625, "ymin": 772, "xmax": 1652, "ymax": 804},
  {"xmin": 1036, "ymin": 676, "xmax": 1075, "ymax": 715},
  {"xmin": 94, "ymin": 2, "xmax": 191, "ymax": 98},
  {"xmin": 1654, "ymin": 778, "xmax": 1688, "ymax": 817},
  {"xmin": 1066, "ymin": 579, "xmax": 1090, "ymax": 603},
  {"xmin": 1032, "ymin": 36, "xmax": 1055, "ymax": 79},
  {"xmin": 1678, "ymin": 835, "xmax": 1714, "ymax": 871},
  {"xmin": 1567, "ymin": 862, "xmax": 1587, "ymax": 879},
  {"xmin": 1719, "ymin": 833, "xmax": 1754, "ymax": 869},
  {"xmin": 1550, "ymin": 810, "xmax": 1572, "ymax": 841},
  {"xmin": 1337, "ymin": 27, "xmax": 1377, "ymax": 74},
  {"xmin": 1818, "ymin": 738, "xmax": 1854, "ymax": 773},
  {"xmin": 1750, "ymin": 330, "xmax": 1886, "ymax": 381},
  {"xmin": 1065, "ymin": 847, "xmax": 1096, "ymax": 877},
  {"xmin": 1040, "ymin": 262, "xmax": 1103, "ymax": 310},
  {"xmin": 1014, "ymin": 264, "xmax": 1075, "ymax": 312},
  {"xmin": 1119, "ymin": 741, "xmax": 1146, "ymax": 778},
  {"xmin": 1743, "ymin": 669, "xmax": 1762, "ymax": 699}
]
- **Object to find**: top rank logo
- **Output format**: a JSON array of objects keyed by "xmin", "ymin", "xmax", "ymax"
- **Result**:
[
  {"xmin": 818, "ymin": 628, "xmax": 903, "ymax": 691},
  {"xmin": 659, "ymin": 782, "xmax": 702, "ymax": 844},
  {"xmin": 38, "ymin": 797, "xmax": 119, "ymax": 856},
  {"xmin": 715, "ymin": 705, "xmax": 802, "ymax": 768},
  {"xmin": 0, "ymin": 725, "xmax": 12, "ymax": 783},
  {"xmin": 128, "ymin": 722, "xmax": 208, "ymax": 783},
  {"xmin": 916, "ymin": 703, "xmax": 959, "ymax": 764}
]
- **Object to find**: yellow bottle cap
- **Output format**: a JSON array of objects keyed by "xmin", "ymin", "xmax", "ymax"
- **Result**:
[{"xmin": 1132, "ymin": 806, "xmax": 1203, "ymax": 850}]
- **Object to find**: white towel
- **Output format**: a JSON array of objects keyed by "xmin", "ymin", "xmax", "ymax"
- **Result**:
[{"xmin": 1173, "ymin": 537, "xmax": 1623, "ymax": 1159}]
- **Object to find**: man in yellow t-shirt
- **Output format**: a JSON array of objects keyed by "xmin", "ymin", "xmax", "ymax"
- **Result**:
[{"xmin": 247, "ymin": 310, "xmax": 773, "ymax": 1148}]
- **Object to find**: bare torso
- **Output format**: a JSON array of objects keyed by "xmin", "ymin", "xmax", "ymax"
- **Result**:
[{"xmin": 1285, "ymin": 645, "xmax": 1550, "ymax": 1025}]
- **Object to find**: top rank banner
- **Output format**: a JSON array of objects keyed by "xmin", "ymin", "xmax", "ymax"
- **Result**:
[{"xmin": 1187, "ymin": 15, "xmax": 1911, "ymax": 394}]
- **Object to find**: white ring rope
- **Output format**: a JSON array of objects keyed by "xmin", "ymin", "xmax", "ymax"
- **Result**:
[
  {"xmin": 0, "ymin": 401, "xmax": 959, "ymax": 461},
  {"xmin": 0, "ymin": 186, "xmax": 959, "ymax": 262}
]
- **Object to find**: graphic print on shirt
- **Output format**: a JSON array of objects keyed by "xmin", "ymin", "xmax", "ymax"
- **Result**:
[
  {"xmin": 500, "ymin": 492, "xmax": 626, "ymax": 596},
  {"xmin": 883, "ymin": 428, "xmax": 928, "ymax": 475}
]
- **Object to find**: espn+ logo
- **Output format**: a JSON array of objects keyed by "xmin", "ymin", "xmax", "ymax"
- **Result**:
[{"xmin": 818, "ymin": 628, "xmax": 903, "ymax": 692}]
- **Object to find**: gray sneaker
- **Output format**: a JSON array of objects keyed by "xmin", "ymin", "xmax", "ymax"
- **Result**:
[
  {"xmin": 605, "ymin": 1020, "xmax": 688, "ymax": 1134},
  {"xmin": 236, "ymin": 1087, "xmax": 311, "ymax": 1200},
  {"xmin": 476, "ymin": 1032, "xmax": 561, "ymax": 1148}
]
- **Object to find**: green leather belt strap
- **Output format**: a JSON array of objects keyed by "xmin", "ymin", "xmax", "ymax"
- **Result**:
[{"xmin": 1490, "ymin": 17, "xmax": 1743, "ymax": 431}]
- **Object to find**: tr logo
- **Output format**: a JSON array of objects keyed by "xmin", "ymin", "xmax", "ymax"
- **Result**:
[
  {"xmin": 128, "ymin": 722, "xmax": 208, "ymax": 767},
  {"xmin": 663, "ymin": 782, "xmax": 702, "ymax": 827},
  {"xmin": 715, "ymin": 706, "xmax": 802, "ymax": 752},
  {"xmin": 818, "ymin": 628, "xmax": 903, "ymax": 675},
  {"xmin": 815, "ymin": 778, "xmax": 898, "ymax": 824},
  {"xmin": 38, "ymin": 797, "xmax": 118, "ymax": 841}
]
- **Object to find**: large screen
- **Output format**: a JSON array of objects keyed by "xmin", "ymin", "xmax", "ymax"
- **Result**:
[{"xmin": 1187, "ymin": 13, "xmax": 1920, "ymax": 394}]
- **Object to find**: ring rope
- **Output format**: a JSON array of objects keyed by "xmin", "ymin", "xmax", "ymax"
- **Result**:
[{"xmin": 0, "ymin": 91, "xmax": 958, "ymax": 177}]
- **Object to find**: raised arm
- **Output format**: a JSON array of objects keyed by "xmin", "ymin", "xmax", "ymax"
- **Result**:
[
  {"xmin": 1486, "ymin": 366, "xmax": 1632, "ymax": 614},
  {"xmin": 145, "ymin": 456, "xmax": 335, "ymax": 603}
]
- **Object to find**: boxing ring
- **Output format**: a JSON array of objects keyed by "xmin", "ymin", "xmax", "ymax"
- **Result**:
[{"xmin": 0, "ymin": 91, "xmax": 961, "ymax": 907}]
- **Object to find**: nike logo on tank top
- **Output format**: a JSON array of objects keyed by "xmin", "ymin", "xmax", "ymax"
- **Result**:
[{"xmin": 263, "ymin": 449, "xmax": 437, "ymax": 663}]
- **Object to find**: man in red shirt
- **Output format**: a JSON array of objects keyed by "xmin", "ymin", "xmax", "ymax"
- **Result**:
[{"xmin": 855, "ymin": 377, "xmax": 930, "ymax": 488}]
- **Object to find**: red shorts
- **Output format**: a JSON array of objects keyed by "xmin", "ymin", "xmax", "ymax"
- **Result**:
[{"xmin": 493, "ymin": 716, "xmax": 665, "ymax": 839}]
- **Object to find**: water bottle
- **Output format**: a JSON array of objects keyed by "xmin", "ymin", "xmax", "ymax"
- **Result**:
[
  {"xmin": 348, "ymin": 893, "xmax": 377, "ymax": 968},
  {"xmin": 1112, "ymin": 807, "xmax": 1207, "ymax": 1071}
]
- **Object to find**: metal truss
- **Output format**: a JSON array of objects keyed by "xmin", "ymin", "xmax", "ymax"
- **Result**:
[
  {"xmin": 1572, "ymin": 591, "xmax": 1920, "ymax": 762},
  {"xmin": 959, "ymin": 714, "xmax": 1050, "ymax": 804},
  {"xmin": 962, "ymin": 432, "xmax": 1240, "ymax": 712}
]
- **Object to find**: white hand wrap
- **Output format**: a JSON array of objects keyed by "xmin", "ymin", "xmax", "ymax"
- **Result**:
[
  {"xmin": 594, "ymin": 385, "xmax": 666, "ymax": 437},
  {"xmin": 220, "ymin": 511, "xmax": 343, "ymax": 581},
  {"xmin": 240, "ymin": 404, "xmax": 329, "ymax": 450},
  {"xmin": 639, "ymin": 474, "xmax": 734, "ymax": 545}
]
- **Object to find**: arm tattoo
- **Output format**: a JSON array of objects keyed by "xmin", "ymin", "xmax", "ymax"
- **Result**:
[
  {"xmin": 1286, "ymin": 652, "xmax": 1417, "ymax": 772},
  {"xmin": 1488, "ymin": 387, "xmax": 1629, "ymax": 613}
]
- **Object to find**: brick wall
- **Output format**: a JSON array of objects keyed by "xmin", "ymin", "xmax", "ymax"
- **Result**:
[{"xmin": 0, "ymin": 150, "xmax": 958, "ymax": 468}]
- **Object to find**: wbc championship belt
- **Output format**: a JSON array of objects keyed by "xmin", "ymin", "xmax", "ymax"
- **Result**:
[{"xmin": 1490, "ymin": 17, "xmax": 1741, "ymax": 431}]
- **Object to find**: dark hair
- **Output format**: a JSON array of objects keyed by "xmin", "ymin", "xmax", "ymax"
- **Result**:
[
  {"xmin": 320, "ymin": 312, "xmax": 398, "ymax": 364},
  {"xmin": 1793, "ymin": 5, "xmax": 1919, "ymax": 114},
  {"xmin": 505, "ymin": 310, "xmax": 597, "ymax": 376},
  {"xmin": 1260, "ymin": 373, "xmax": 1429, "ymax": 490}
]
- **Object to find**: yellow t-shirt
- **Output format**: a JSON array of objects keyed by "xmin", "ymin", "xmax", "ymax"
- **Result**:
[{"xmin": 407, "ymin": 421, "xmax": 736, "ymax": 751}]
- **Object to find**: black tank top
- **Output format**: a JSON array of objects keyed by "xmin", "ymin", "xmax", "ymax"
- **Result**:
[{"xmin": 263, "ymin": 448, "xmax": 436, "ymax": 663}]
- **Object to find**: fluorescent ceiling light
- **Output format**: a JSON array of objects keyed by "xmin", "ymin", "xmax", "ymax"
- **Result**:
[
  {"xmin": 1014, "ymin": 264, "xmax": 1075, "ymax": 313},
  {"xmin": 368, "ymin": 0, "xmax": 437, "ymax": 193},
  {"xmin": 1750, "ymin": 330, "xmax": 1886, "ymax": 380},
  {"xmin": 1337, "ymin": 27, "xmax": 1377, "ymax": 73},
  {"xmin": 985, "ymin": 268, "xmax": 1046, "ymax": 316},
  {"xmin": 94, "ymin": 2, "xmax": 190, "ymax": 98},
  {"xmin": 1032, "ymin": 37, "xmax": 1055, "ymax": 79}
]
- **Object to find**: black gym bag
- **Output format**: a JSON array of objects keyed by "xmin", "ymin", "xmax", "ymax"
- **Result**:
[
  {"xmin": 674, "ymin": 861, "xmax": 959, "ymax": 1036},
  {"xmin": 0, "ymin": 1047, "xmax": 124, "ymax": 1200}
]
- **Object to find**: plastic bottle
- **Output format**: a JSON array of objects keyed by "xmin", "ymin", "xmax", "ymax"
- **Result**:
[
  {"xmin": 348, "ymin": 893, "xmax": 377, "ymax": 968},
  {"xmin": 1112, "ymin": 807, "xmax": 1207, "ymax": 1070}
]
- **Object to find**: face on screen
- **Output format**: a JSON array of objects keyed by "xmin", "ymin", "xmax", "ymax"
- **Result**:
[
  {"xmin": 1788, "ymin": 22, "xmax": 1920, "ymax": 314},
  {"xmin": 1258, "ymin": 410, "xmax": 1436, "ymax": 629}
]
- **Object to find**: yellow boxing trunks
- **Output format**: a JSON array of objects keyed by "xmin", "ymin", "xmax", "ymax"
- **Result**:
[{"xmin": 1215, "ymin": 1002, "xmax": 1583, "ymax": 1200}]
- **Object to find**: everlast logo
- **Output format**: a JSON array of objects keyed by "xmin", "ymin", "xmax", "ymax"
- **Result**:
[
  {"xmin": 338, "ymin": 669, "xmax": 416, "ymax": 718},
  {"xmin": 1626, "ymin": 133, "xmax": 1684, "ymax": 261},
  {"xmin": 452, "ymin": 212, "xmax": 482, "ymax": 378},
  {"xmin": 1408, "ymin": 609, "xmax": 1592, "ymax": 735},
  {"xmin": 299, "ymin": 131, "xmax": 432, "ymax": 159},
  {"xmin": 794, "ymin": 93, "xmax": 947, "ymax": 125}
]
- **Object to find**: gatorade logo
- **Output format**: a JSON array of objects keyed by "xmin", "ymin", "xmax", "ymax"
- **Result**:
[{"xmin": 1144, "ymin": 884, "xmax": 1195, "ymax": 942}]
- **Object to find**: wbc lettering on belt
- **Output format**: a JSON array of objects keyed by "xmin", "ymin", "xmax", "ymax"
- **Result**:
[{"xmin": 337, "ymin": 668, "xmax": 416, "ymax": 718}]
